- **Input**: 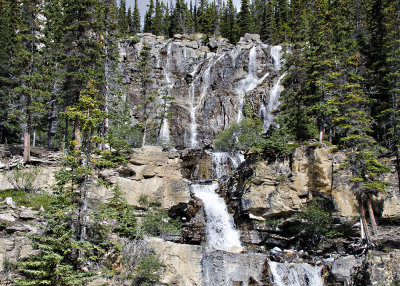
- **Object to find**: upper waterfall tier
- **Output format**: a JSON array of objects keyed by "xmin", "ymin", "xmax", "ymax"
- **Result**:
[{"xmin": 121, "ymin": 33, "xmax": 284, "ymax": 149}]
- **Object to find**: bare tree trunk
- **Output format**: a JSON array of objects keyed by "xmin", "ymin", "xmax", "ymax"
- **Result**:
[
  {"xmin": 74, "ymin": 120, "xmax": 81, "ymax": 150},
  {"xmin": 367, "ymin": 197, "xmax": 378, "ymax": 235},
  {"xmin": 319, "ymin": 128, "xmax": 323, "ymax": 143},
  {"xmin": 47, "ymin": 66, "xmax": 59, "ymax": 149},
  {"xmin": 142, "ymin": 124, "xmax": 147, "ymax": 147},
  {"xmin": 103, "ymin": 29, "xmax": 110, "ymax": 149},
  {"xmin": 359, "ymin": 199, "xmax": 371, "ymax": 245},
  {"xmin": 23, "ymin": 105, "xmax": 31, "ymax": 163},
  {"xmin": 79, "ymin": 132, "xmax": 90, "ymax": 252},
  {"xmin": 64, "ymin": 117, "xmax": 69, "ymax": 149}
]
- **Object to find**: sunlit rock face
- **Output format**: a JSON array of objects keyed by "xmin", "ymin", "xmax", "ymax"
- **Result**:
[{"xmin": 120, "ymin": 33, "xmax": 283, "ymax": 149}]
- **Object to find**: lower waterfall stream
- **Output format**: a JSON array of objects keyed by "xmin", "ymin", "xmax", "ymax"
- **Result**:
[
  {"xmin": 192, "ymin": 183, "xmax": 243, "ymax": 252},
  {"xmin": 190, "ymin": 154, "xmax": 324, "ymax": 285},
  {"xmin": 269, "ymin": 261, "xmax": 323, "ymax": 286}
]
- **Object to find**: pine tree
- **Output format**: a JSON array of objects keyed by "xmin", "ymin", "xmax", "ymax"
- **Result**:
[
  {"xmin": 382, "ymin": 0, "xmax": 400, "ymax": 194},
  {"xmin": 0, "ymin": 0, "xmax": 21, "ymax": 144},
  {"xmin": 238, "ymin": 0, "xmax": 252, "ymax": 37},
  {"xmin": 67, "ymin": 81, "xmax": 107, "ymax": 241},
  {"xmin": 42, "ymin": 0, "xmax": 65, "ymax": 149},
  {"xmin": 152, "ymin": 0, "xmax": 163, "ymax": 36},
  {"xmin": 144, "ymin": 0, "xmax": 155, "ymax": 33},
  {"xmin": 276, "ymin": 0, "xmax": 289, "ymax": 42},
  {"xmin": 138, "ymin": 43, "xmax": 155, "ymax": 146},
  {"xmin": 132, "ymin": 0, "xmax": 141, "ymax": 34},
  {"xmin": 118, "ymin": 0, "xmax": 129, "ymax": 36},
  {"xmin": 261, "ymin": 0, "xmax": 277, "ymax": 43},
  {"xmin": 220, "ymin": 0, "xmax": 239, "ymax": 43},
  {"xmin": 173, "ymin": 0, "xmax": 190, "ymax": 35},
  {"xmin": 12, "ymin": 0, "xmax": 51, "ymax": 162},
  {"xmin": 61, "ymin": 0, "xmax": 104, "ymax": 150},
  {"xmin": 162, "ymin": 1, "xmax": 171, "ymax": 36},
  {"xmin": 99, "ymin": 0, "xmax": 120, "ymax": 147}
]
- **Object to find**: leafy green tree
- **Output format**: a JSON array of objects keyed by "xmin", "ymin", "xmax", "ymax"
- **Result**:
[{"xmin": 215, "ymin": 96, "xmax": 266, "ymax": 152}]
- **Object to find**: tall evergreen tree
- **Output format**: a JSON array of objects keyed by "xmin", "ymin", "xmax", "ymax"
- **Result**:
[
  {"xmin": 132, "ymin": 0, "xmax": 141, "ymax": 34},
  {"xmin": 238, "ymin": 0, "xmax": 252, "ymax": 37},
  {"xmin": 118, "ymin": 0, "xmax": 129, "ymax": 36},
  {"xmin": 144, "ymin": 0, "xmax": 155, "ymax": 33},
  {"xmin": 61, "ymin": 0, "xmax": 104, "ymax": 149},
  {"xmin": 0, "ymin": 0, "xmax": 21, "ymax": 144},
  {"xmin": 13, "ymin": 0, "xmax": 51, "ymax": 162},
  {"xmin": 220, "ymin": 0, "xmax": 239, "ymax": 43},
  {"xmin": 261, "ymin": 0, "xmax": 277, "ymax": 43},
  {"xmin": 152, "ymin": 0, "xmax": 163, "ymax": 35},
  {"xmin": 382, "ymin": 0, "xmax": 400, "ymax": 194}
]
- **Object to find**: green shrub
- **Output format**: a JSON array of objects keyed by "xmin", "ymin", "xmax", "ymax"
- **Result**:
[
  {"xmin": 132, "ymin": 254, "xmax": 163, "ymax": 286},
  {"xmin": 295, "ymin": 197, "xmax": 333, "ymax": 236},
  {"xmin": 103, "ymin": 185, "xmax": 139, "ymax": 240},
  {"xmin": 142, "ymin": 207, "xmax": 181, "ymax": 237},
  {"xmin": 6, "ymin": 167, "xmax": 41, "ymax": 192},
  {"xmin": 130, "ymin": 37, "xmax": 140, "ymax": 45},
  {"xmin": 214, "ymin": 117, "xmax": 266, "ymax": 152},
  {"xmin": 0, "ymin": 189, "xmax": 55, "ymax": 210}
]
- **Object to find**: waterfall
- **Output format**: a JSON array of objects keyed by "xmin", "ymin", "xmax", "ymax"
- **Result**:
[
  {"xmin": 260, "ymin": 45, "xmax": 285, "ymax": 130},
  {"xmin": 269, "ymin": 261, "xmax": 323, "ymax": 286},
  {"xmin": 190, "ymin": 54, "xmax": 225, "ymax": 148},
  {"xmin": 236, "ymin": 46, "xmax": 269, "ymax": 123},
  {"xmin": 209, "ymin": 151, "xmax": 244, "ymax": 179},
  {"xmin": 192, "ymin": 183, "xmax": 243, "ymax": 252},
  {"xmin": 271, "ymin": 45, "xmax": 283, "ymax": 71},
  {"xmin": 262, "ymin": 73, "xmax": 286, "ymax": 130},
  {"xmin": 160, "ymin": 43, "xmax": 173, "ymax": 143}
]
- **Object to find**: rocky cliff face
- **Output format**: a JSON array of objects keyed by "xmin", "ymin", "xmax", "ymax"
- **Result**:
[
  {"xmin": 1, "ymin": 32, "xmax": 400, "ymax": 285},
  {"xmin": 120, "ymin": 33, "xmax": 282, "ymax": 149}
]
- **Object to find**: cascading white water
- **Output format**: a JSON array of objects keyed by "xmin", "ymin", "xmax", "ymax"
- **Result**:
[
  {"xmin": 209, "ymin": 152, "xmax": 245, "ymax": 179},
  {"xmin": 192, "ymin": 183, "xmax": 243, "ymax": 251},
  {"xmin": 262, "ymin": 73, "xmax": 286, "ymax": 130},
  {"xmin": 190, "ymin": 54, "xmax": 225, "ymax": 148},
  {"xmin": 271, "ymin": 45, "xmax": 283, "ymax": 71},
  {"xmin": 269, "ymin": 261, "xmax": 323, "ymax": 286},
  {"xmin": 159, "ymin": 43, "xmax": 173, "ymax": 143},
  {"xmin": 236, "ymin": 46, "xmax": 269, "ymax": 123}
]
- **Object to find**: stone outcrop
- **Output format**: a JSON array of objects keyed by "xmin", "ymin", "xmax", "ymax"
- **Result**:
[
  {"xmin": 330, "ymin": 255, "xmax": 364, "ymax": 285},
  {"xmin": 0, "ymin": 203, "xmax": 44, "ymax": 284},
  {"xmin": 146, "ymin": 237, "xmax": 203, "ymax": 286},
  {"xmin": 224, "ymin": 144, "xmax": 400, "ymax": 220},
  {"xmin": 95, "ymin": 146, "xmax": 192, "ymax": 209}
]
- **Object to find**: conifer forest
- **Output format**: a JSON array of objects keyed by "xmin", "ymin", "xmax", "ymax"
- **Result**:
[{"xmin": 0, "ymin": 0, "xmax": 399, "ymax": 285}]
